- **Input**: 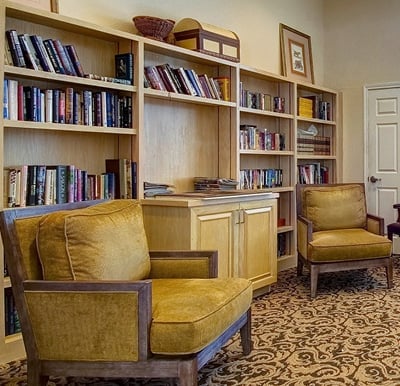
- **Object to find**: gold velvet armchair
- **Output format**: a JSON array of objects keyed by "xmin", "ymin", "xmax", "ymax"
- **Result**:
[
  {"xmin": 296, "ymin": 183, "xmax": 393, "ymax": 298},
  {"xmin": 0, "ymin": 199, "xmax": 253, "ymax": 385}
]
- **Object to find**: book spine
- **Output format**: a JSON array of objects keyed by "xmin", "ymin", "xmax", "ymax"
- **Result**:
[
  {"xmin": 5, "ymin": 30, "xmax": 26, "ymax": 67},
  {"xmin": 35, "ymin": 165, "xmax": 47, "ymax": 205},
  {"xmin": 43, "ymin": 39, "xmax": 65, "ymax": 74},
  {"xmin": 65, "ymin": 45, "xmax": 85, "ymax": 77},
  {"xmin": 3, "ymin": 80, "xmax": 9, "ymax": 119},
  {"xmin": 29, "ymin": 35, "xmax": 55, "ymax": 72},
  {"xmin": 65, "ymin": 87, "xmax": 74, "ymax": 124},
  {"xmin": 26, "ymin": 165, "xmax": 37, "ymax": 206},
  {"xmin": 52, "ymin": 39, "xmax": 76, "ymax": 76},
  {"xmin": 18, "ymin": 34, "xmax": 39, "ymax": 71}
]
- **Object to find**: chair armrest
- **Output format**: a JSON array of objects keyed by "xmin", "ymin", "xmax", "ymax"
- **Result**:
[
  {"xmin": 297, "ymin": 215, "xmax": 313, "ymax": 259},
  {"xmin": 367, "ymin": 213, "xmax": 384, "ymax": 235},
  {"xmin": 22, "ymin": 280, "xmax": 151, "ymax": 361},
  {"xmin": 149, "ymin": 250, "xmax": 218, "ymax": 278}
]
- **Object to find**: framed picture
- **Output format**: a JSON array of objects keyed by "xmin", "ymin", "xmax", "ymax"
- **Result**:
[
  {"xmin": 12, "ymin": 0, "xmax": 59, "ymax": 13},
  {"xmin": 280, "ymin": 24, "xmax": 314, "ymax": 84}
]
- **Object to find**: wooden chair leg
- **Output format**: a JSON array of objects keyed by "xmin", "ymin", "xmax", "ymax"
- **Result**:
[
  {"xmin": 297, "ymin": 255, "xmax": 304, "ymax": 276},
  {"xmin": 387, "ymin": 257, "xmax": 394, "ymax": 289},
  {"xmin": 240, "ymin": 309, "xmax": 252, "ymax": 355},
  {"xmin": 178, "ymin": 358, "xmax": 198, "ymax": 386},
  {"xmin": 28, "ymin": 359, "xmax": 49, "ymax": 386},
  {"xmin": 310, "ymin": 264, "xmax": 319, "ymax": 299}
]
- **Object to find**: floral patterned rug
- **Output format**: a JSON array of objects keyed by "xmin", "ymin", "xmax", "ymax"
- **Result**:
[{"xmin": 2, "ymin": 259, "xmax": 400, "ymax": 386}]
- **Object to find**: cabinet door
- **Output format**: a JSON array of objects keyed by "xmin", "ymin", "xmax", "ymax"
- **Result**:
[
  {"xmin": 193, "ymin": 205, "xmax": 238, "ymax": 278},
  {"xmin": 239, "ymin": 200, "xmax": 277, "ymax": 289}
]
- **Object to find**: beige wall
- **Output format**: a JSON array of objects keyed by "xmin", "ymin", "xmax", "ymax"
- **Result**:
[
  {"xmin": 60, "ymin": 0, "xmax": 325, "ymax": 82},
  {"xmin": 61, "ymin": 0, "xmax": 398, "ymax": 183},
  {"xmin": 324, "ymin": 0, "xmax": 400, "ymax": 182}
]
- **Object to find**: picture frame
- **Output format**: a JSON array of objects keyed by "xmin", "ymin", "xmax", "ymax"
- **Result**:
[
  {"xmin": 280, "ymin": 24, "xmax": 314, "ymax": 84},
  {"xmin": 12, "ymin": 0, "xmax": 59, "ymax": 13}
]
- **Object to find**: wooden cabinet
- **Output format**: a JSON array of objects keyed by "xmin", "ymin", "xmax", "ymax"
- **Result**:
[{"xmin": 141, "ymin": 193, "xmax": 278, "ymax": 291}]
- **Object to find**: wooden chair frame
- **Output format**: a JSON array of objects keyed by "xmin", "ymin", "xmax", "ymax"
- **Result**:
[
  {"xmin": 0, "ymin": 201, "xmax": 252, "ymax": 385},
  {"xmin": 296, "ymin": 183, "xmax": 393, "ymax": 298}
]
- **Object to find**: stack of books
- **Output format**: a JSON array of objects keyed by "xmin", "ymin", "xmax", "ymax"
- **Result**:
[
  {"xmin": 144, "ymin": 181, "xmax": 175, "ymax": 197},
  {"xmin": 193, "ymin": 177, "xmax": 239, "ymax": 191}
]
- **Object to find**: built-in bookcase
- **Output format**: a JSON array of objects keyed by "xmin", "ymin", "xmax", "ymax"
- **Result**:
[
  {"xmin": 237, "ymin": 65, "xmax": 297, "ymax": 272},
  {"xmin": 296, "ymin": 81, "xmax": 338, "ymax": 186},
  {"xmin": 0, "ymin": 1, "xmax": 340, "ymax": 364},
  {"xmin": 0, "ymin": 0, "xmax": 138, "ymax": 363}
]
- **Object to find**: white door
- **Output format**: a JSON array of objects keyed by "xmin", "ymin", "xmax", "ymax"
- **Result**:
[{"xmin": 365, "ymin": 84, "xmax": 400, "ymax": 230}]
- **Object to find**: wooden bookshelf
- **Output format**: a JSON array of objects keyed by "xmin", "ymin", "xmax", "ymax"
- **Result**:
[{"xmin": 0, "ymin": 1, "xmax": 341, "ymax": 364}]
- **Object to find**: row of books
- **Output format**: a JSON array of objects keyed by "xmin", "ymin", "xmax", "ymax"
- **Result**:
[
  {"xmin": 144, "ymin": 63, "xmax": 230, "ymax": 101},
  {"xmin": 5, "ymin": 29, "xmax": 85, "ymax": 77},
  {"xmin": 3, "ymin": 79, "xmax": 132, "ymax": 128},
  {"xmin": 298, "ymin": 96, "xmax": 332, "ymax": 120},
  {"xmin": 240, "ymin": 168, "xmax": 283, "ymax": 190},
  {"xmin": 240, "ymin": 85, "xmax": 286, "ymax": 113},
  {"xmin": 297, "ymin": 134, "xmax": 331, "ymax": 155},
  {"xmin": 240, "ymin": 124, "xmax": 285, "ymax": 151},
  {"xmin": 297, "ymin": 163, "xmax": 330, "ymax": 184},
  {"xmin": 5, "ymin": 290, "xmax": 21, "ymax": 336},
  {"xmin": 5, "ymin": 160, "xmax": 137, "ymax": 207}
]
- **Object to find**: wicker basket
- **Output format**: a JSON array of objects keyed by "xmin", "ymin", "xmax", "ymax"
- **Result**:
[{"xmin": 133, "ymin": 16, "xmax": 175, "ymax": 41}]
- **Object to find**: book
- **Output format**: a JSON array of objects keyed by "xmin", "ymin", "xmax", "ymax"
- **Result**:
[
  {"xmin": 43, "ymin": 39, "xmax": 65, "ymax": 74},
  {"xmin": 26, "ymin": 165, "xmax": 37, "ymax": 206},
  {"xmin": 3, "ymin": 80, "xmax": 9, "ymax": 119},
  {"xmin": 35, "ymin": 165, "xmax": 47, "ymax": 205},
  {"xmin": 45, "ymin": 165, "xmax": 67, "ymax": 204},
  {"xmin": 115, "ymin": 53, "xmax": 133, "ymax": 84},
  {"xmin": 105, "ymin": 158, "xmax": 129, "ymax": 199},
  {"xmin": 213, "ymin": 77, "xmax": 230, "ymax": 101},
  {"xmin": 29, "ymin": 35, "xmax": 55, "ymax": 72},
  {"xmin": 5, "ymin": 29, "xmax": 26, "ymax": 68},
  {"xmin": 18, "ymin": 34, "xmax": 39, "ymax": 70},
  {"xmin": 156, "ymin": 64, "xmax": 178, "ymax": 93},
  {"xmin": 21, "ymin": 33, "xmax": 43, "ymax": 71},
  {"xmin": 64, "ymin": 44, "xmax": 85, "ymax": 77},
  {"xmin": 144, "ymin": 66, "xmax": 167, "ymax": 91},
  {"xmin": 52, "ymin": 40, "xmax": 77, "ymax": 76},
  {"xmin": 4, "ymin": 36, "xmax": 14, "ymax": 66}
]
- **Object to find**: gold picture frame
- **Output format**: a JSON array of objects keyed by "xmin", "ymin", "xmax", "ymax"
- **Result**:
[
  {"xmin": 12, "ymin": 0, "xmax": 59, "ymax": 13},
  {"xmin": 280, "ymin": 24, "xmax": 314, "ymax": 84}
]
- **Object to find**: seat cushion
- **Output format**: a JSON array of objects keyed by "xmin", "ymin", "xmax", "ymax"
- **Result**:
[
  {"xmin": 150, "ymin": 277, "xmax": 252, "ymax": 355},
  {"xmin": 303, "ymin": 184, "xmax": 367, "ymax": 231},
  {"xmin": 308, "ymin": 228, "xmax": 392, "ymax": 262},
  {"xmin": 36, "ymin": 200, "xmax": 151, "ymax": 281}
]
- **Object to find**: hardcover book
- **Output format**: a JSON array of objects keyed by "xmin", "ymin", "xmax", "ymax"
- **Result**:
[{"xmin": 115, "ymin": 53, "xmax": 133, "ymax": 84}]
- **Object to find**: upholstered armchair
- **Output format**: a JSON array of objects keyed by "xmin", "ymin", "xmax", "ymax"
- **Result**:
[
  {"xmin": 296, "ymin": 183, "xmax": 393, "ymax": 298},
  {"xmin": 0, "ymin": 200, "xmax": 253, "ymax": 386}
]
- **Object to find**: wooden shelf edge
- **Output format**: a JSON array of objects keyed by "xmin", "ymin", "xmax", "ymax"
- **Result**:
[{"xmin": 4, "ymin": 121, "xmax": 136, "ymax": 135}]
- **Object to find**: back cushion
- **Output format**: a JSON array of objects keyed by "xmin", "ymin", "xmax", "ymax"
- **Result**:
[
  {"xmin": 36, "ymin": 200, "xmax": 151, "ymax": 281},
  {"xmin": 304, "ymin": 184, "xmax": 367, "ymax": 231}
]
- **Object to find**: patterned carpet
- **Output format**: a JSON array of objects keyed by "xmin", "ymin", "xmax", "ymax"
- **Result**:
[{"xmin": 2, "ymin": 260, "xmax": 400, "ymax": 386}]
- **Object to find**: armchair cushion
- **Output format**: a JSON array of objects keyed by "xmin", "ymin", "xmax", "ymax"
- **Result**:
[
  {"xmin": 36, "ymin": 200, "xmax": 151, "ymax": 281},
  {"xmin": 309, "ymin": 228, "xmax": 392, "ymax": 262},
  {"xmin": 303, "ymin": 184, "xmax": 366, "ymax": 231},
  {"xmin": 151, "ymin": 277, "xmax": 252, "ymax": 355}
]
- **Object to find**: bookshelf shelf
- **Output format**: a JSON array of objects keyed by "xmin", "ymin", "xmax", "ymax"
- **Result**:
[
  {"xmin": 3, "ymin": 120, "xmax": 136, "ymax": 135},
  {"xmin": 144, "ymin": 88, "xmax": 236, "ymax": 107}
]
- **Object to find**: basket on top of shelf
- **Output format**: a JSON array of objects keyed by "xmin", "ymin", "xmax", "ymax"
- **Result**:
[{"xmin": 132, "ymin": 16, "xmax": 175, "ymax": 42}]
